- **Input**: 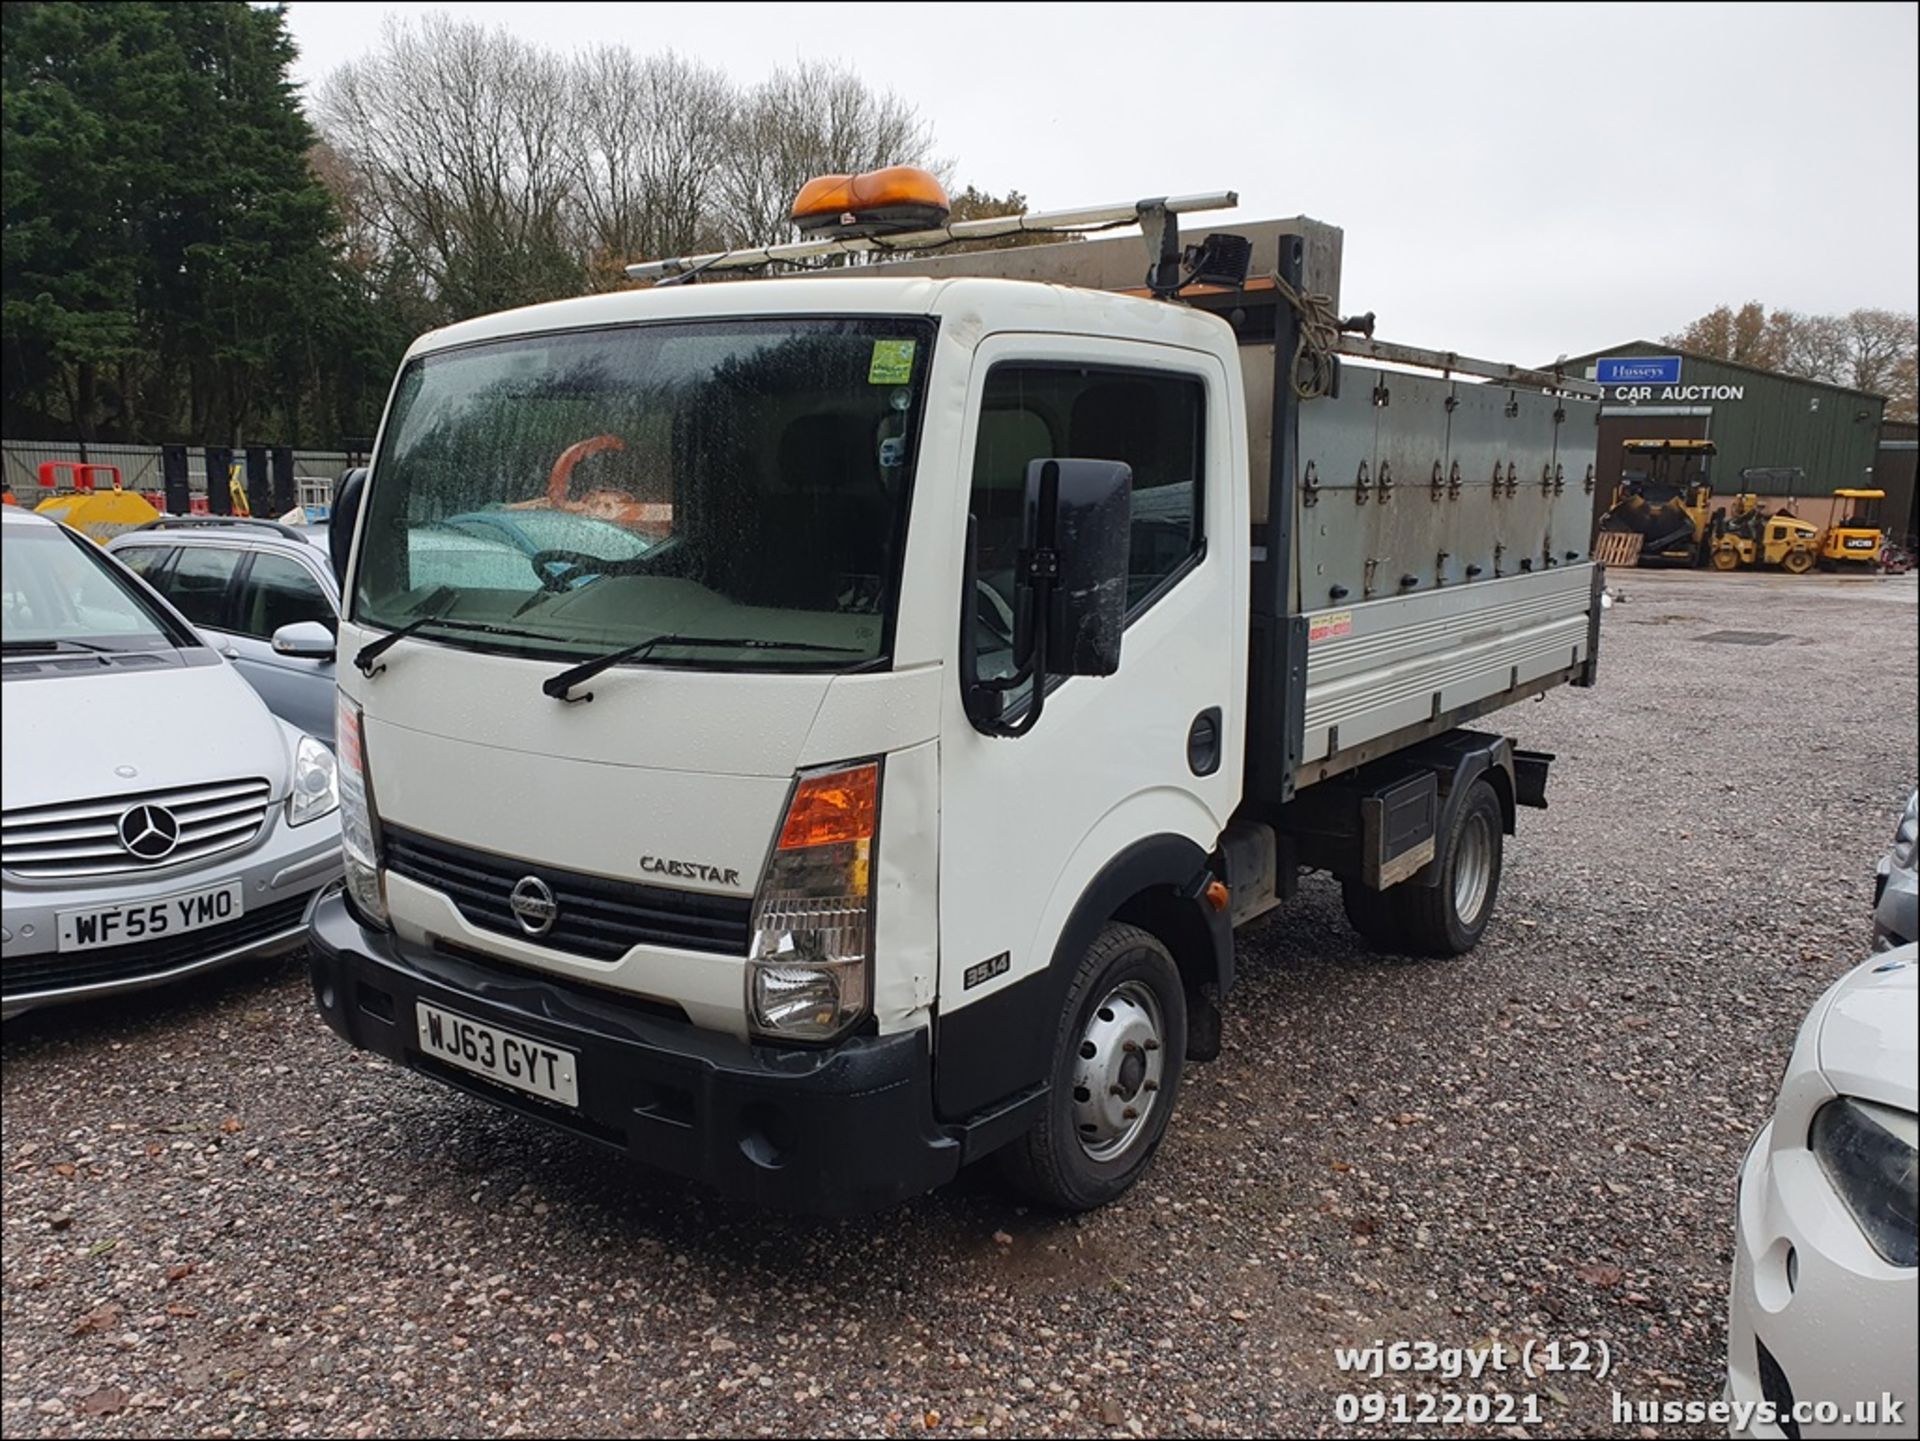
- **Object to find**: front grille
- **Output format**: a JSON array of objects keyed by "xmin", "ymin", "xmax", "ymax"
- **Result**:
[
  {"xmin": 2, "ymin": 894, "xmax": 310, "ymax": 999},
  {"xmin": 384, "ymin": 826, "xmax": 751, "ymax": 960},
  {"xmin": 3, "ymin": 778, "xmax": 275, "ymax": 879}
]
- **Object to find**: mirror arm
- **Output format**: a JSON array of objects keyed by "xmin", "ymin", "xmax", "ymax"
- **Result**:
[
  {"xmin": 961, "ymin": 517, "xmax": 1056, "ymax": 738},
  {"xmin": 972, "ymin": 620, "xmax": 1048, "ymax": 737}
]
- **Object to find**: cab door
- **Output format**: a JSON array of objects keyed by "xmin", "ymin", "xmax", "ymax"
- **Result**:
[{"xmin": 935, "ymin": 333, "xmax": 1244, "ymax": 1116}]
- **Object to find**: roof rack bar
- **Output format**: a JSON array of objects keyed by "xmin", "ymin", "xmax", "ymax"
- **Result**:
[
  {"xmin": 626, "ymin": 191, "xmax": 1238, "ymax": 282},
  {"xmin": 136, "ymin": 514, "xmax": 310, "ymax": 541},
  {"xmin": 1334, "ymin": 336, "xmax": 1605, "ymax": 399}
]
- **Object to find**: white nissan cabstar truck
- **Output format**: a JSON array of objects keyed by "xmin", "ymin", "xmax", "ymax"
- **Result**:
[{"xmin": 308, "ymin": 185, "xmax": 1603, "ymax": 1215}]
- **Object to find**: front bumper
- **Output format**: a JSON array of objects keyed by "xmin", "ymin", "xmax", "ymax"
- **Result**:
[
  {"xmin": 1727, "ymin": 1122, "xmax": 1917, "ymax": 1439},
  {"xmin": 2, "ymin": 813, "xmax": 343, "ymax": 1019},
  {"xmin": 307, "ymin": 891, "xmax": 965, "ymax": 1215}
]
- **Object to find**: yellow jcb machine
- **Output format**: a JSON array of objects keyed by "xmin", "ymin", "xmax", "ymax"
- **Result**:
[
  {"xmin": 1598, "ymin": 438, "xmax": 1718, "ymax": 565},
  {"xmin": 1821, "ymin": 488, "xmax": 1886, "ymax": 568}
]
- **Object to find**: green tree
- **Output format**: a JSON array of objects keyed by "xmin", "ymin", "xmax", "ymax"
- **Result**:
[
  {"xmin": 943, "ymin": 186, "xmax": 1064, "ymax": 253},
  {"xmin": 3, "ymin": 1, "xmax": 382, "ymax": 444}
]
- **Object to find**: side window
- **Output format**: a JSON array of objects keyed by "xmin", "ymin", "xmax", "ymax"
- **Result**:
[
  {"xmin": 235, "ymin": 551, "xmax": 335, "ymax": 641},
  {"xmin": 115, "ymin": 545, "xmax": 176, "ymax": 582},
  {"xmin": 157, "ymin": 546, "xmax": 243, "ymax": 629},
  {"xmin": 968, "ymin": 364, "xmax": 1206, "ymax": 622}
]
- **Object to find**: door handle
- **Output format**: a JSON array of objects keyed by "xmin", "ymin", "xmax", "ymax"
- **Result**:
[
  {"xmin": 1187, "ymin": 707, "xmax": 1223, "ymax": 777},
  {"xmin": 220, "ymin": 646, "xmax": 240, "ymax": 660}
]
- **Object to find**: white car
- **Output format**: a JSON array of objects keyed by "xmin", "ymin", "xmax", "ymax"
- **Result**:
[
  {"xmin": 2, "ymin": 508, "xmax": 344, "ymax": 1018},
  {"xmin": 1727, "ymin": 943, "xmax": 1917, "ymax": 1438}
]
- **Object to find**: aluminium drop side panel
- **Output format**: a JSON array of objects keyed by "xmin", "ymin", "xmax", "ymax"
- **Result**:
[{"xmin": 1296, "ymin": 563, "xmax": 1595, "ymax": 766}]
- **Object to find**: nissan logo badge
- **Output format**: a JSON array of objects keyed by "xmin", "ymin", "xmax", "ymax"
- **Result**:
[{"xmin": 508, "ymin": 875, "xmax": 558, "ymax": 937}]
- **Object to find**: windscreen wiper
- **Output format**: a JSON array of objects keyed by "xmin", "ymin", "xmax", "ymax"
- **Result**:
[
  {"xmin": 542, "ymin": 633, "xmax": 862, "ymax": 704},
  {"xmin": 2, "ymin": 638, "xmax": 114, "ymax": 657},
  {"xmin": 352, "ymin": 586, "xmax": 457, "ymax": 676},
  {"xmin": 356, "ymin": 613, "xmax": 567, "ymax": 677}
]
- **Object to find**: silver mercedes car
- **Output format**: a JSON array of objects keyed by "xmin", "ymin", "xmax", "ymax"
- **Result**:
[{"xmin": 2, "ymin": 507, "xmax": 344, "ymax": 1018}]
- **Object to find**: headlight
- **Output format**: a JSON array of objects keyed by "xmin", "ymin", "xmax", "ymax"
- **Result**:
[
  {"xmin": 746, "ymin": 761, "xmax": 877, "ymax": 1042},
  {"xmin": 336, "ymin": 696, "xmax": 388, "ymax": 928},
  {"xmin": 1809, "ymin": 1097, "xmax": 1918, "ymax": 1267},
  {"xmin": 287, "ymin": 735, "xmax": 339, "ymax": 826}
]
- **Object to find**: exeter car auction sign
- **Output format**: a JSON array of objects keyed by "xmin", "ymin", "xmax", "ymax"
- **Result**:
[{"xmin": 1594, "ymin": 355, "xmax": 1746, "ymax": 404}]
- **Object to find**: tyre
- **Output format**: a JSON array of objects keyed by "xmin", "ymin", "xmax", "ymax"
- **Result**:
[
  {"xmin": 1782, "ymin": 549, "xmax": 1814, "ymax": 575},
  {"xmin": 1710, "ymin": 545, "xmax": 1740, "ymax": 571},
  {"xmin": 1342, "ymin": 878, "xmax": 1407, "ymax": 950},
  {"xmin": 998, "ymin": 922, "xmax": 1187, "ymax": 1212},
  {"xmin": 1392, "ymin": 778, "xmax": 1504, "ymax": 957}
]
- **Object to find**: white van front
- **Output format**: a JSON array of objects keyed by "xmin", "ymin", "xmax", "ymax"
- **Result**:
[{"xmin": 310, "ymin": 285, "xmax": 978, "ymax": 1211}]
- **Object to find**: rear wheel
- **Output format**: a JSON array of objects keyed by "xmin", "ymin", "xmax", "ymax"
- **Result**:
[
  {"xmin": 1710, "ymin": 545, "xmax": 1740, "ymax": 571},
  {"xmin": 1392, "ymin": 779, "xmax": 1504, "ymax": 956},
  {"xmin": 999, "ymin": 923, "xmax": 1187, "ymax": 1212},
  {"xmin": 1782, "ymin": 549, "xmax": 1814, "ymax": 575}
]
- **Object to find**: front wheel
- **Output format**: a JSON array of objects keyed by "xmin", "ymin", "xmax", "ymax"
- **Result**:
[
  {"xmin": 1392, "ymin": 778, "xmax": 1505, "ymax": 956},
  {"xmin": 998, "ymin": 923, "xmax": 1187, "ymax": 1212},
  {"xmin": 1781, "ymin": 549, "xmax": 1815, "ymax": 575}
]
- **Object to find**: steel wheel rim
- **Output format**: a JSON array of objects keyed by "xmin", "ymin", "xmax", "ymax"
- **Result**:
[
  {"xmin": 1071, "ymin": 979, "xmax": 1165, "ymax": 1162},
  {"xmin": 1453, "ymin": 811, "xmax": 1494, "ymax": 925}
]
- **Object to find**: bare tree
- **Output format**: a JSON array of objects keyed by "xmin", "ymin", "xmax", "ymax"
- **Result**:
[
  {"xmin": 1666, "ymin": 302, "xmax": 1918, "ymax": 420},
  {"xmin": 312, "ymin": 28, "xmax": 953, "ymax": 314},
  {"xmin": 573, "ymin": 49, "xmax": 734, "ymax": 284},
  {"xmin": 1842, "ymin": 308, "xmax": 1917, "ymax": 407},
  {"xmin": 316, "ymin": 15, "xmax": 582, "ymax": 320},
  {"xmin": 1765, "ymin": 309, "xmax": 1851, "ymax": 384},
  {"xmin": 717, "ymin": 61, "xmax": 943, "ymax": 249}
]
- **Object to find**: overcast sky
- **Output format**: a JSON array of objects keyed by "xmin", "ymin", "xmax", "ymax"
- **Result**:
[{"xmin": 285, "ymin": 1, "xmax": 1918, "ymax": 365}]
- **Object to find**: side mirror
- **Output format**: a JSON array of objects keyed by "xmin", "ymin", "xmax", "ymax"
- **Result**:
[
  {"xmin": 968, "ymin": 458, "xmax": 1130, "ymax": 738},
  {"xmin": 1017, "ymin": 458, "xmax": 1131, "ymax": 678},
  {"xmin": 328, "ymin": 467, "xmax": 368, "ymax": 587},
  {"xmin": 272, "ymin": 620, "xmax": 336, "ymax": 660}
]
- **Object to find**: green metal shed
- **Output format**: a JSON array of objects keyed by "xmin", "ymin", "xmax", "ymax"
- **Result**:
[{"xmin": 1558, "ymin": 342, "xmax": 1887, "ymax": 534}]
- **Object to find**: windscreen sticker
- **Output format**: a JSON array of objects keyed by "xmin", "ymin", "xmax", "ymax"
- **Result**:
[
  {"xmin": 868, "ymin": 339, "xmax": 917, "ymax": 385},
  {"xmin": 1309, "ymin": 609, "xmax": 1353, "ymax": 643}
]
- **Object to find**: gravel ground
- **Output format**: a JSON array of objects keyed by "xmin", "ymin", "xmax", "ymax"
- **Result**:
[{"xmin": 4, "ymin": 569, "xmax": 1916, "ymax": 1440}]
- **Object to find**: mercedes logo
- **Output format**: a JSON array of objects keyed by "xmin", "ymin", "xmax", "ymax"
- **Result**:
[
  {"xmin": 508, "ymin": 875, "xmax": 558, "ymax": 937},
  {"xmin": 117, "ymin": 803, "xmax": 181, "ymax": 861}
]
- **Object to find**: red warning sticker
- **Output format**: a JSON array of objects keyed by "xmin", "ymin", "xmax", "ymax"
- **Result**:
[{"xmin": 1309, "ymin": 609, "xmax": 1354, "ymax": 643}]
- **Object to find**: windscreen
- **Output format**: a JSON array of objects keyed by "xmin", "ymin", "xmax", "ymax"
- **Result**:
[
  {"xmin": 353, "ymin": 317, "xmax": 936, "ymax": 670},
  {"xmin": 2, "ymin": 524, "xmax": 183, "ymax": 652}
]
